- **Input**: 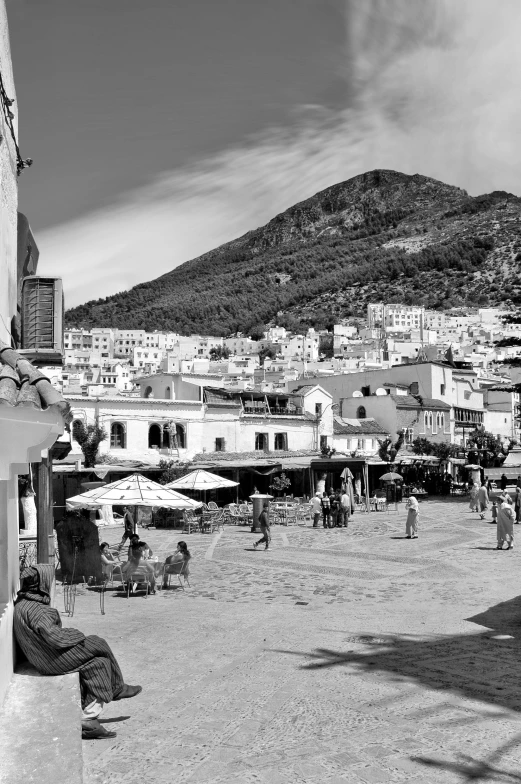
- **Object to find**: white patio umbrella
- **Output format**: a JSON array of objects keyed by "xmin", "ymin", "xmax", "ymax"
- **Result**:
[
  {"xmin": 66, "ymin": 473, "xmax": 202, "ymax": 511},
  {"xmin": 165, "ymin": 469, "xmax": 238, "ymax": 491}
]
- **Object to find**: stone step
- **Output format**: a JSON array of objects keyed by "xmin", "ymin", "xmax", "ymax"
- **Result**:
[{"xmin": 0, "ymin": 663, "xmax": 82, "ymax": 784}]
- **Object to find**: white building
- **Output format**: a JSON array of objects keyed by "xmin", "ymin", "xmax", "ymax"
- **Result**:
[
  {"xmin": 0, "ymin": 1, "xmax": 70, "ymax": 705},
  {"xmin": 66, "ymin": 381, "xmax": 333, "ymax": 463}
]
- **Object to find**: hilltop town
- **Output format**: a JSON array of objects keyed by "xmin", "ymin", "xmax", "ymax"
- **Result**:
[{"xmin": 50, "ymin": 303, "xmax": 520, "ymax": 468}]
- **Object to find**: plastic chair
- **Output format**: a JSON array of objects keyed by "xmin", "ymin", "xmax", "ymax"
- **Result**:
[{"xmin": 207, "ymin": 501, "xmax": 219, "ymax": 510}]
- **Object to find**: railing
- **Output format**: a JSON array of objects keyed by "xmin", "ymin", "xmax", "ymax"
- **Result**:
[{"xmin": 243, "ymin": 405, "xmax": 303, "ymax": 416}]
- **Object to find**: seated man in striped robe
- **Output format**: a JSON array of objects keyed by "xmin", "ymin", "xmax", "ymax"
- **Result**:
[{"xmin": 14, "ymin": 564, "xmax": 142, "ymax": 740}]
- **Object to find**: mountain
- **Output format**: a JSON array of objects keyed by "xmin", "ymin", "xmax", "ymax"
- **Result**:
[{"xmin": 65, "ymin": 169, "xmax": 521, "ymax": 336}]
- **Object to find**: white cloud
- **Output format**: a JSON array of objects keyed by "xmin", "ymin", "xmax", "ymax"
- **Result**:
[{"xmin": 39, "ymin": 0, "xmax": 521, "ymax": 308}]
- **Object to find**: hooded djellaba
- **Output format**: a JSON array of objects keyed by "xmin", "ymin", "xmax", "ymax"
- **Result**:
[{"xmin": 14, "ymin": 565, "xmax": 143, "ymax": 740}]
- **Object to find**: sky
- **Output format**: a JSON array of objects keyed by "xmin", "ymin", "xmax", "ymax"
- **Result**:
[{"xmin": 7, "ymin": 0, "xmax": 521, "ymax": 308}]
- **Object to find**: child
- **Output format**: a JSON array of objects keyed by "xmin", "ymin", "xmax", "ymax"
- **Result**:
[{"xmin": 491, "ymin": 500, "xmax": 498, "ymax": 525}]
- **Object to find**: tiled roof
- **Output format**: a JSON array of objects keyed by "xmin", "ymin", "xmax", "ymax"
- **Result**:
[
  {"xmin": 333, "ymin": 416, "xmax": 389, "ymax": 435},
  {"xmin": 0, "ymin": 341, "xmax": 72, "ymax": 422},
  {"xmin": 389, "ymin": 394, "xmax": 451, "ymax": 410}
]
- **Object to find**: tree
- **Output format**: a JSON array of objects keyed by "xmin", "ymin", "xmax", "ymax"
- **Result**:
[
  {"xmin": 258, "ymin": 347, "xmax": 275, "ymax": 365},
  {"xmin": 411, "ymin": 437, "xmax": 433, "ymax": 456},
  {"xmin": 466, "ymin": 429, "xmax": 512, "ymax": 468},
  {"xmin": 157, "ymin": 460, "xmax": 192, "ymax": 485},
  {"xmin": 377, "ymin": 432, "xmax": 405, "ymax": 463},
  {"xmin": 73, "ymin": 422, "xmax": 107, "ymax": 468},
  {"xmin": 209, "ymin": 346, "xmax": 231, "ymax": 360}
]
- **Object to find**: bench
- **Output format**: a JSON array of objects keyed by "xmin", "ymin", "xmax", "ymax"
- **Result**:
[{"xmin": 0, "ymin": 663, "xmax": 82, "ymax": 784}]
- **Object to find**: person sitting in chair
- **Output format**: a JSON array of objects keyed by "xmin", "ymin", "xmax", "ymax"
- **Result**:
[
  {"xmin": 99, "ymin": 542, "xmax": 122, "ymax": 581},
  {"xmin": 14, "ymin": 565, "xmax": 142, "ymax": 740},
  {"xmin": 162, "ymin": 541, "xmax": 191, "ymax": 588},
  {"xmin": 123, "ymin": 534, "xmax": 156, "ymax": 593}
]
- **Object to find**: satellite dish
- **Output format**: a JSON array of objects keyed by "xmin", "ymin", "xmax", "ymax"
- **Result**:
[
  {"xmin": 375, "ymin": 387, "xmax": 387, "ymax": 396},
  {"xmin": 352, "ymin": 390, "xmax": 363, "ymax": 397}
]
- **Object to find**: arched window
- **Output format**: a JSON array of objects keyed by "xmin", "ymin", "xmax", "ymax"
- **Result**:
[
  {"xmin": 424, "ymin": 411, "xmax": 429, "ymax": 431},
  {"xmin": 110, "ymin": 422, "xmax": 126, "ymax": 448},
  {"xmin": 175, "ymin": 424, "xmax": 186, "ymax": 449},
  {"xmin": 440, "ymin": 412, "xmax": 445, "ymax": 429},
  {"xmin": 72, "ymin": 420, "xmax": 83, "ymax": 442},
  {"xmin": 148, "ymin": 423, "xmax": 161, "ymax": 448},
  {"xmin": 356, "ymin": 406, "xmax": 366, "ymax": 419},
  {"xmin": 255, "ymin": 432, "xmax": 268, "ymax": 451},
  {"xmin": 165, "ymin": 386, "xmax": 171, "ymax": 400},
  {"xmin": 144, "ymin": 385, "xmax": 153, "ymax": 399}
]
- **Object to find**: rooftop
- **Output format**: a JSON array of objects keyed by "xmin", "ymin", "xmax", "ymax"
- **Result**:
[
  {"xmin": 0, "ymin": 341, "xmax": 71, "ymax": 421},
  {"xmin": 333, "ymin": 416, "xmax": 389, "ymax": 436}
]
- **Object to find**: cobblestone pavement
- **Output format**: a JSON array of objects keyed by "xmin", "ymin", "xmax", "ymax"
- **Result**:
[{"xmin": 62, "ymin": 498, "xmax": 521, "ymax": 784}]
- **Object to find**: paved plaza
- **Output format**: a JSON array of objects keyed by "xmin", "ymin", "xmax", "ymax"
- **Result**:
[{"xmin": 63, "ymin": 498, "xmax": 521, "ymax": 784}]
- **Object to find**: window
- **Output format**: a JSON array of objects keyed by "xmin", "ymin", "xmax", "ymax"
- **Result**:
[
  {"xmin": 361, "ymin": 386, "xmax": 371, "ymax": 397},
  {"xmin": 148, "ymin": 424, "xmax": 161, "ymax": 448},
  {"xmin": 320, "ymin": 435, "xmax": 328, "ymax": 450},
  {"xmin": 356, "ymin": 406, "xmax": 366, "ymax": 419},
  {"xmin": 357, "ymin": 438, "xmax": 363, "ymax": 450},
  {"xmin": 110, "ymin": 422, "xmax": 126, "ymax": 448},
  {"xmin": 440, "ymin": 384, "xmax": 445, "ymax": 395},
  {"xmin": 144, "ymin": 385, "xmax": 153, "ymax": 399},
  {"xmin": 175, "ymin": 424, "xmax": 186, "ymax": 449},
  {"xmin": 255, "ymin": 432, "xmax": 269, "ymax": 451},
  {"xmin": 315, "ymin": 403, "xmax": 322, "ymax": 416},
  {"xmin": 215, "ymin": 437, "xmax": 225, "ymax": 452},
  {"xmin": 274, "ymin": 433, "xmax": 288, "ymax": 451}
]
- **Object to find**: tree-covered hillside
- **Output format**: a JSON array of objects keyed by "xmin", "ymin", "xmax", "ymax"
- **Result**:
[{"xmin": 65, "ymin": 170, "xmax": 521, "ymax": 335}]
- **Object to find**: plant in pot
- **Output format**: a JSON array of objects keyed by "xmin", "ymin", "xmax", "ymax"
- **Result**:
[{"xmin": 269, "ymin": 472, "xmax": 292, "ymax": 499}]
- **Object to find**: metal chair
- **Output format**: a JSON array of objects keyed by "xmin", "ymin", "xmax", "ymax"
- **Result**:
[
  {"xmin": 162, "ymin": 559, "xmax": 190, "ymax": 589},
  {"xmin": 207, "ymin": 501, "xmax": 219, "ymax": 510},
  {"xmin": 125, "ymin": 564, "xmax": 152, "ymax": 598},
  {"xmin": 296, "ymin": 504, "xmax": 312, "ymax": 524}
]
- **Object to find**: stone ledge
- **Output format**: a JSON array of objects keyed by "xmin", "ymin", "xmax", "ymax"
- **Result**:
[{"xmin": 0, "ymin": 663, "xmax": 82, "ymax": 784}]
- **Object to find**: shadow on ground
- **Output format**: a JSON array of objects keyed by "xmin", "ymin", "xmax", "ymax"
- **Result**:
[{"xmin": 274, "ymin": 595, "xmax": 521, "ymax": 781}]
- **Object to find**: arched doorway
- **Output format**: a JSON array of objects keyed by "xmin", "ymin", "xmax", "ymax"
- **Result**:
[
  {"xmin": 148, "ymin": 424, "xmax": 161, "ymax": 448},
  {"xmin": 175, "ymin": 424, "xmax": 186, "ymax": 449}
]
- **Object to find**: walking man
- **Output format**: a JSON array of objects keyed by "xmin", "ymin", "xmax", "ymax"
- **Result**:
[
  {"xmin": 497, "ymin": 494, "xmax": 515, "ymax": 550},
  {"xmin": 119, "ymin": 506, "xmax": 135, "ymax": 548},
  {"xmin": 339, "ymin": 488, "xmax": 350, "ymax": 528},
  {"xmin": 253, "ymin": 501, "xmax": 271, "ymax": 550},
  {"xmin": 477, "ymin": 481, "xmax": 489, "ymax": 520}
]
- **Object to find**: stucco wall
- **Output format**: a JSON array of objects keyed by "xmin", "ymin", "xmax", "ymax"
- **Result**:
[
  {"xmin": 0, "ymin": 0, "xmax": 17, "ymax": 345},
  {"xmin": 0, "ymin": 476, "xmax": 20, "ymax": 705}
]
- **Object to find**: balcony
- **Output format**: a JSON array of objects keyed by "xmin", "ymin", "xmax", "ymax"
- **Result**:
[{"xmin": 243, "ymin": 404, "xmax": 303, "ymax": 416}]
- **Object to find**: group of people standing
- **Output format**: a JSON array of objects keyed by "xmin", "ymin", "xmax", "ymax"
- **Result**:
[{"xmin": 310, "ymin": 490, "xmax": 352, "ymax": 529}]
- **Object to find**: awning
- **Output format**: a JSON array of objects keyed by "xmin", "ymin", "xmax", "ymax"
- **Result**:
[
  {"xmin": 486, "ymin": 467, "xmax": 521, "ymax": 479},
  {"xmin": 279, "ymin": 456, "xmax": 314, "ymax": 470}
]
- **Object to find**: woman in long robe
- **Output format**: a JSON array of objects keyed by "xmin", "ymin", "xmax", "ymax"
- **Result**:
[
  {"xmin": 469, "ymin": 482, "xmax": 479, "ymax": 512},
  {"xmin": 497, "ymin": 496, "xmax": 515, "ymax": 550},
  {"xmin": 405, "ymin": 495, "xmax": 419, "ymax": 539},
  {"xmin": 14, "ymin": 565, "xmax": 142, "ymax": 739},
  {"xmin": 477, "ymin": 483, "xmax": 489, "ymax": 520}
]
